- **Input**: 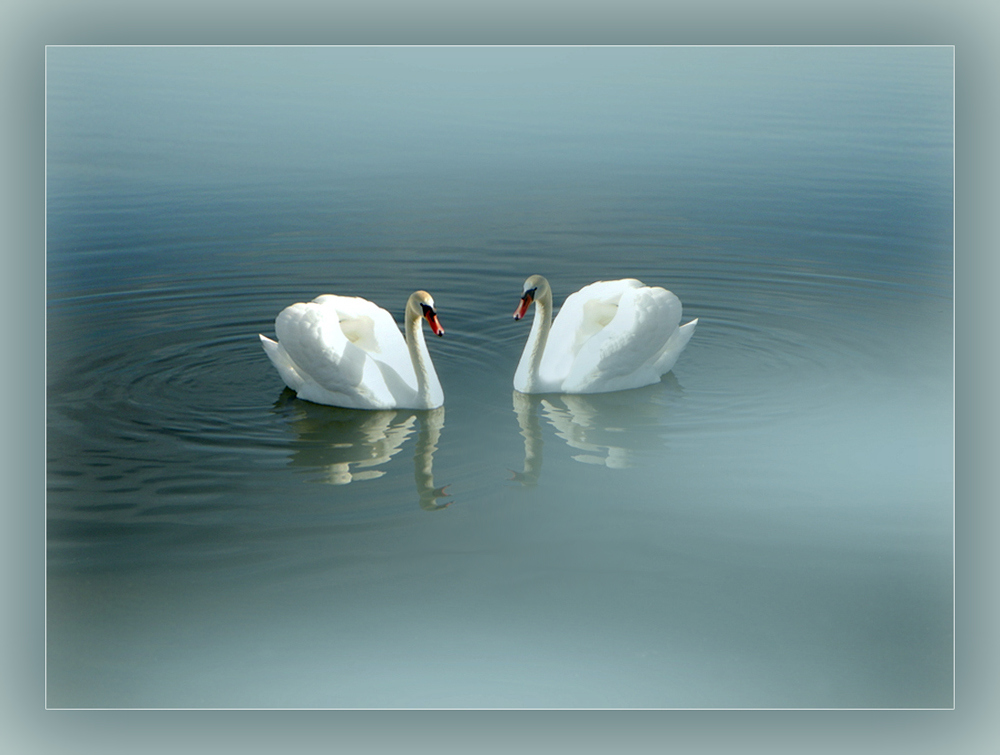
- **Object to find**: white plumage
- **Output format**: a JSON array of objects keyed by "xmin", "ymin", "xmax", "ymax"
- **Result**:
[
  {"xmin": 513, "ymin": 276, "xmax": 697, "ymax": 394},
  {"xmin": 259, "ymin": 291, "xmax": 444, "ymax": 409}
]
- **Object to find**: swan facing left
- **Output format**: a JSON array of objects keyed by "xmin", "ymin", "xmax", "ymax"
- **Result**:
[
  {"xmin": 259, "ymin": 291, "xmax": 445, "ymax": 410},
  {"xmin": 512, "ymin": 275, "xmax": 697, "ymax": 395}
]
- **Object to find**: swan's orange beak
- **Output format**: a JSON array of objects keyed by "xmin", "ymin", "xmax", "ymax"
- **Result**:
[
  {"xmin": 513, "ymin": 290, "xmax": 534, "ymax": 321},
  {"xmin": 424, "ymin": 308, "xmax": 444, "ymax": 336}
]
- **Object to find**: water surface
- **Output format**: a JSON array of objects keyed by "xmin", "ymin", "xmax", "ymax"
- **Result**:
[{"xmin": 46, "ymin": 46, "xmax": 953, "ymax": 708}]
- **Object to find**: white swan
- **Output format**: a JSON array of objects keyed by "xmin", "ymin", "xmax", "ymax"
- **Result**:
[
  {"xmin": 512, "ymin": 275, "xmax": 697, "ymax": 394},
  {"xmin": 259, "ymin": 291, "xmax": 445, "ymax": 409}
]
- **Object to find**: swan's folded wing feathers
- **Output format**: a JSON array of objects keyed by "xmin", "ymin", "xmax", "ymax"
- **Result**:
[
  {"xmin": 313, "ymin": 295, "xmax": 394, "ymax": 347},
  {"xmin": 563, "ymin": 285, "xmax": 681, "ymax": 392},
  {"xmin": 275, "ymin": 301, "xmax": 377, "ymax": 397},
  {"xmin": 541, "ymin": 279, "xmax": 645, "ymax": 384},
  {"xmin": 313, "ymin": 294, "xmax": 414, "ymax": 380}
]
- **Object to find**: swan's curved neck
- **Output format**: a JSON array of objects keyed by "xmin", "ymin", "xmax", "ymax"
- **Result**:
[
  {"xmin": 405, "ymin": 311, "xmax": 437, "ymax": 405},
  {"xmin": 516, "ymin": 289, "xmax": 552, "ymax": 393}
]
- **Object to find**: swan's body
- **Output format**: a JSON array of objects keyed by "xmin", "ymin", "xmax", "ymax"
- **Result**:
[
  {"xmin": 259, "ymin": 291, "xmax": 444, "ymax": 409},
  {"xmin": 513, "ymin": 275, "xmax": 697, "ymax": 394}
]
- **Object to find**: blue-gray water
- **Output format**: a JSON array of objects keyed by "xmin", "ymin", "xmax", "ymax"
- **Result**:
[{"xmin": 45, "ymin": 46, "xmax": 953, "ymax": 708}]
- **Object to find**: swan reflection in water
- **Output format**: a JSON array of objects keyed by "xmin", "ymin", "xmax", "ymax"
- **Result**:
[
  {"xmin": 273, "ymin": 390, "xmax": 451, "ymax": 510},
  {"xmin": 510, "ymin": 376, "xmax": 682, "ymax": 486}
]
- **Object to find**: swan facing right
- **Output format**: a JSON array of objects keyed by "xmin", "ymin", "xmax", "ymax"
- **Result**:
[{"xmin": 260, "ymin": 290, "xmax": 445, "ymax": 410}]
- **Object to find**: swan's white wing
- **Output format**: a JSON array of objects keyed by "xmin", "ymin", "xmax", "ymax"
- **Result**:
[
  {"xmin": 561, "ymin": 284, "xmax": 682, "ymax": 393},
  {"xmin": 540, "ymin": 279, "xmax": 647, "ymax": 385},
  {"xmin": 310, "ymin": 295, "xmax": 413, "ymax": 377},
  {"xmin": 273, "ymin": 299, "xmax": 396, "ymax": 406}
]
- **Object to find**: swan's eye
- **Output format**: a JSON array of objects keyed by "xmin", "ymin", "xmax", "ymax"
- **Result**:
[
  {"xmin": 522, "ymin": 287, "xmax": 537, "ymax": 302},
  {"xmin": 420, "ymin": 302, "xmax": 435, "ymax": 316}
]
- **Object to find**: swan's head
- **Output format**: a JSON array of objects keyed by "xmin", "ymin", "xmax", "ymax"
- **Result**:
[
  {"xmin": 408, "ymin": 290, "xmax": 444, "ymax": 336},
  {"xmin": 514, "ymin": 275, "xmax": 550, "ymax": 321}
]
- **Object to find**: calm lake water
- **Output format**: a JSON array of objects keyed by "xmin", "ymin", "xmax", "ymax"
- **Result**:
[{"xmin": 45, "ymin": 46, "xmax": 953, "ymax": 708}]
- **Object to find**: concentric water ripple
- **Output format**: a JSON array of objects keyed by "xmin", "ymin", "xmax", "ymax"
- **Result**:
[
  {"xmin": 47, "ymin": 261, "xmax": 531, "ymax": 540},
  {"xmin": 43, "ymin": 46, "xmax": 955, "ymax": 711},
  {"xmin": 49, "ymin": 243, "xmax": 947, "ymax": 534}
]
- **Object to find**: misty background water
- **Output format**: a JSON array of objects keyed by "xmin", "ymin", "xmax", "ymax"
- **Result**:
[{"xmin": 45, "ymin": 46, "xmax": 953, "ymax": 708}]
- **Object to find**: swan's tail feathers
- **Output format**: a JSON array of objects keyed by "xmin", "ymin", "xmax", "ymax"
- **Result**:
[
  {"xmin": 259, "ymin": 333, "xmax": 284, "ymax": 368},
  {"xmin": 678, "ymin": 317, "xmax": 697, "ymax": 341},
  {"xmin": 671, "ymin": 318, "xmax": 698, "ymax": 354},
  {"xmin": 653, "ymin": 318, "xmax": 698, "ymax": 376},
  {"xmin": 259, "ymin": 334, "xmax": 306, "ymax": 393}
]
